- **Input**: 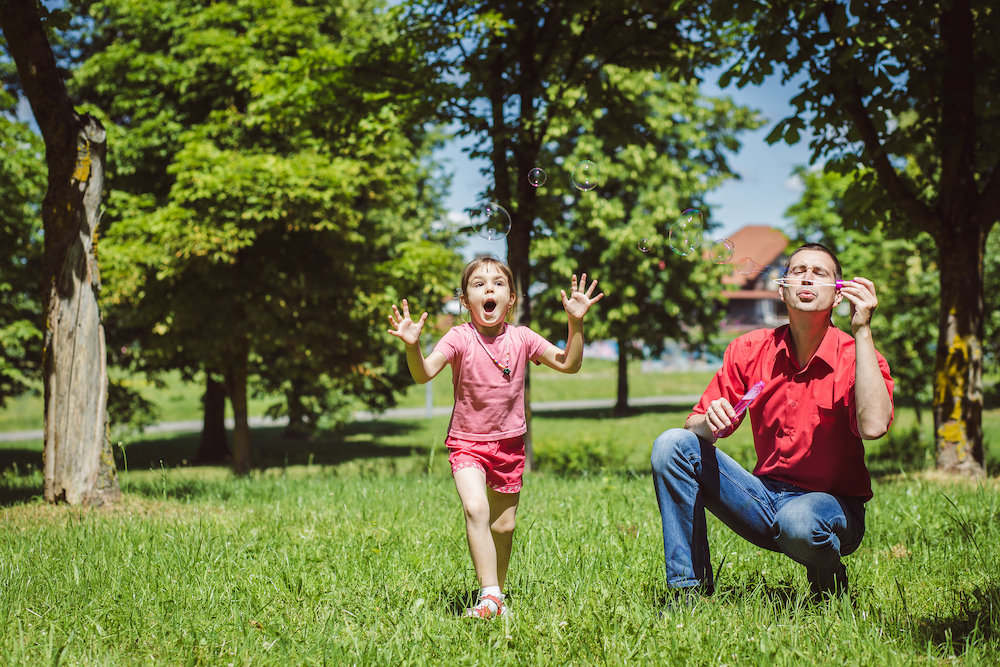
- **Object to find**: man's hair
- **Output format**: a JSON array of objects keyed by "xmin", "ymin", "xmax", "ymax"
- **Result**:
[{"xmin": 783, "ymin": 242, "xmax": 842, "ymax": 282}]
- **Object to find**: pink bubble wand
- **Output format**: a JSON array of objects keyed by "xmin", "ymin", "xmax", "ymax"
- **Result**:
[
  {"xmin": 772, "ymin": 278, "xmax": 844, "ymax": 290},
  {"xmin": 716, "ymin": 380, "xmax": 766, "ymax": 438}
]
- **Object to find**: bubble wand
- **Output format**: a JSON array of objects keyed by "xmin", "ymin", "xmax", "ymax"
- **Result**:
[
  {"xmin": 772, "ymin": 277, "xmax": 844, "ymax": 290},
  {"xmin": 717, "ymin": 380, "xmax": 766, "ymax": 438}
]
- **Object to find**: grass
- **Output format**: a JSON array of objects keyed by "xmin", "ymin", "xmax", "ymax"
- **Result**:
[
  {"xmin": 0, "ymin": 403, "xmax": 999, "ymax": 665},
  {"xmin": 2, "ymin": 364, "xmax": 1000, "ymax": 664}
]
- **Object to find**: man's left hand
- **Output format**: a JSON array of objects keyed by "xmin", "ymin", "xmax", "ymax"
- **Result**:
[{"xmin": 840, "ymin": 276, "xmax": 878, "ymax": 335}]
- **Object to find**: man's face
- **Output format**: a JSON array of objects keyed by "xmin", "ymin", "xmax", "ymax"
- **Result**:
[{"xmin": 778, "ymin": 249, "xmax": 843, "ymax": 314}]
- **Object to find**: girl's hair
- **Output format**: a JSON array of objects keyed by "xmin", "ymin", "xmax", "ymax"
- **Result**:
[{"xmin": 459, "ymin": 256, "xmax": 518, "ymax": 323}]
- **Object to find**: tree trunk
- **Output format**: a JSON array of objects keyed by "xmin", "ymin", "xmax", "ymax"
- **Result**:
[
  {"xmin": 224, "ymin": 344, "xmax": 252, "ymax": 475},
  {"xmin": 196, "ymin": 374, "xmax": 230, "ymax": 463},
  {"xmin": 1, "ymin": 0, "xmax": 120, "ymax": 504},
  {"xmin": 932, "ymin": 222, "xmax": 985, "ymax": 475},
  {"xmin": 284, "ymin": 382, "xmax": 313, "ymax": 440},
  {"xmin": 613, "ymin": 337, "xmax": 630, "ymax": 416}
]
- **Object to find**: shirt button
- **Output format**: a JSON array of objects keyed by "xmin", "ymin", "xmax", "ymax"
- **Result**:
[{"xmin": 789, "ymin": 401, "xmax": 797, "ymax": 407}]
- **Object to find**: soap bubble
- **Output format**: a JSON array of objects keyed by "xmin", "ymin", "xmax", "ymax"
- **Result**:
[
  {"xmin": 668, "ymin": 209, "xmax": 704, "ymax": 256},
  {"xmin": 709, "ymin": 238, "xmax": 734, "ymax": 264},
  {"xmin": 572, "ymin": 160, "xmax": 600, "ymax": 191},
  {"xmin": 470, "ymin": 200, "xmax": 512, "ymax": 241},
  {"xmin": 527, "ymin": 168, "xmax": 546, "ymax": 187},
  {"xmin": 637, "ymin": 238, "xmax": 652, "ymax": 253},
  {"xmin": 735, "ymin": 257, "xmax": 764, "ymax": 275}
]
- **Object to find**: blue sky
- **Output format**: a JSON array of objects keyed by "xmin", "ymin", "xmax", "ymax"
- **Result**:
[{"xmin": 438, "ymin": 71, "xmax": 816, "ymax": 260}]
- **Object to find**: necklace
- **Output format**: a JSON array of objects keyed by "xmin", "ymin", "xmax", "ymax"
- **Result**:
[{"xmin": 473, "ymin": 324, "xmax": 511, "ymax": 377}]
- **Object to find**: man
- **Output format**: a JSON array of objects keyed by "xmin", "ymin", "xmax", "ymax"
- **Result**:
[{"xmin": 650, "ymin": 243, "xmax": 894, "ymax": 602}]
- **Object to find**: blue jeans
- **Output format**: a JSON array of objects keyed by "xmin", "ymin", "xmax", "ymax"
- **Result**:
[{"xmin": 650, "ymin": 428, "xmax": 865, "ymax": 592}]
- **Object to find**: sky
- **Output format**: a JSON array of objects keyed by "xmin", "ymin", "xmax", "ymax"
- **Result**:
[{"xmin": 438, "ymin": 70, "xmax": 816, "ymax": 261}]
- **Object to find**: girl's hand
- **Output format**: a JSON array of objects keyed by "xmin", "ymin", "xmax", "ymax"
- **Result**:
[
  {"xmin": 388, "ymin": 299, "xmax": 428, "ymax": 346},
  {"xmin": 561, "ymin": 273, "xmax": 604, "ymax": 321}
]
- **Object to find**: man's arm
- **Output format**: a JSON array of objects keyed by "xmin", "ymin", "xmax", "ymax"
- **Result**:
[{"xmin": 841, "ymin": 277, "xmax": 894, "ymax": 439}]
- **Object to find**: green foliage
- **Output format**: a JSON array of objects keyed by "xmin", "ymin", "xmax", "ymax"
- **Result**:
[
  {"xmin": 402, "ymin": 0, "xmax": 740, "ymax": 322},
  {"xmin": 71, "ymin": 0, "xmax": 463, "ymax": 425},
  {"xmin": 531, "ymin": 69, "xmax": 762, "ymax": 367},
  {"xmin": 0, "ymin": 114, "xmax": 45, "ymax": 408}
]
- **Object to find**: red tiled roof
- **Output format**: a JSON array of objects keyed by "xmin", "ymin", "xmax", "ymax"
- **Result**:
[{"xmin": 720, "ymin": 226, "xmax": 790, "ymax": 288}]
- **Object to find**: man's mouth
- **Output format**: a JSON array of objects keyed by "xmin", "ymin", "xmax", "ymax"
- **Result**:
[
  {"xmin": 484, "ymin": 300, "xmax": 497, "ymax": 313},
  {"xmin": 798, "ymin": 289, "xmax": 816, "ymax": 300}
]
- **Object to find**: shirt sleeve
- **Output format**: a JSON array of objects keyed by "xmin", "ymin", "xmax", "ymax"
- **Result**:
[
  {"xmin": 522, "ymin": 327, "xmax": 555, "ymax": 362},
  {"xmin": 433, "ymin": 326, "xmax": 465, "ymax": 365},
  {"xmin": 689, "ymin": 337, "xmax": 750, "ymax": 419}
]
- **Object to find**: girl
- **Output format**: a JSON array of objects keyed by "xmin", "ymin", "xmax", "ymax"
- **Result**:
[{"xmin": 388, "ymin": 256, "xmax": 602, "ymax": 618}]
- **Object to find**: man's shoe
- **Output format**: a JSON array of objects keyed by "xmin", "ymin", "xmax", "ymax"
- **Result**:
[
  {"xmin": 808, "ymin": 562, "xmax": 848, "ymax": 599},
  {"xmin": 659, "ymin": 587, "xmax": 703, "ymax": 616}
]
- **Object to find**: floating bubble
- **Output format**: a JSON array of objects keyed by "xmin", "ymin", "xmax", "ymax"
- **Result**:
[
  {"xmin": 527, "ymin": 167, "xmax": 546, "ymax": 187},
  {"xmin": 572, "ymin": 160, "xmax": 600, "ymax": 191},
  {"xmin": 668, "ymin": 209, "xmax": 705, "ymax": 256},
  {"xmin": 637, "ymin": 238, "xmax": 652, "ymax": 253},
  {"xmin": 470, "ymin": 200, "xmax": 512, "ymax": 241},
  {"xmin": 735, "ymin": 256, "xmax": 763, "ymax": 275},
  {"xmin": 709, "ymin": 238, "xmax": 734, "ymax": 264}
]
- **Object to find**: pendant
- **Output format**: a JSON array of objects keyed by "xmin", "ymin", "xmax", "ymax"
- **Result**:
[{"xmin": 502, "ymin": 368, "xmax": 511, "ymax": 377}]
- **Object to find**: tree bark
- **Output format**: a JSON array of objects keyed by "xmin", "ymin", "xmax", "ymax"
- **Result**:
[
  {"xmin": 613, "ymin": 337, "xmax": 630, "ymax": 416},
  {"xmin": 932, "ymin": 224, "xmax": 985, "ymax": 476},
  {"xmin": 196, "ymin": 374, "xmax": 230, "ymax": 463},
  {"xmin": 224, "ymin": 343, "xmax": 252, "ymax": 475},
  {"xmin": 1, "ymin": 0, "xmax": 120, "ymax": 504}
]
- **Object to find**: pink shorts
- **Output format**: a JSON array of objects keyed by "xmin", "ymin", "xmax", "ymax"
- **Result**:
[{"xmin": 446, "ymin": 435, "xmax": 525, "ymax": 494}]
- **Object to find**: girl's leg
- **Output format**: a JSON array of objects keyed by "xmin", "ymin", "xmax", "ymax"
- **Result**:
[
  {"xmin": 487, "ymin": 487, "xmax": 520, "ymax": 589},
  {"xmin": 453, "ymin": 466, "xmax": 499, "ymax": 587}
]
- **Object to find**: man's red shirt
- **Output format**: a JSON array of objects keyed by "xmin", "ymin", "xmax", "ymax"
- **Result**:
[{"xmin": 690, "ymin": 324, "xmax": 894, "ymax": 501}]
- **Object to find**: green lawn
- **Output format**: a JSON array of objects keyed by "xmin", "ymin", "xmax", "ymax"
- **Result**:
[{"xmin": 0, "ymin": 424, "xmax": 997, "ymax": 665}]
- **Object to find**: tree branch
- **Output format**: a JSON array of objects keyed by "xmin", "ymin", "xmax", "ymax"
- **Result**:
[{"xmin": 840, "ymin": 78, "xmax": 936, "ymax": 234}]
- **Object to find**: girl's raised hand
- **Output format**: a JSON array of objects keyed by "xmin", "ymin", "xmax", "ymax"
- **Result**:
[
  {"xmin": 388, "ymin": 299, "xmax": 428, "ymax": 346},
  {"xmin": 561, "ymin": 273, "xmax": 604, "ymax": 320}
]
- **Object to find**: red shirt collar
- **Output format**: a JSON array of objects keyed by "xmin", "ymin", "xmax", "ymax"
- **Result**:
[{"xmin": 773, "ymin": 323, "xmax": 840, "ymax": 373}]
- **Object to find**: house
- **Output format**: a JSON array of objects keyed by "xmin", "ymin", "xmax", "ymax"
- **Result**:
[{"xmin": 718, "ymin": 225, "xmax": 790, "ymax": 328}]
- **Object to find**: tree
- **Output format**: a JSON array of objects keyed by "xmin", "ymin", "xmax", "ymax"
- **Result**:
[
  {"xmin": 784, "ymin": 166, "xmax": 939, "ymax": 424},
  {"xmin": 0, "ymin": 0, "xmax": 119, "ymax": 503},
  {"xmin": 405, "ymin": 0, "xmax": 735, "ymax": 463},
  {"xmin": 532, "ymin": 69, "xmax": 761, "ymax": 415},
  {"xmin": 721, "ymin": 0, "xmax": 1000, "ymax": 474},
  {"xmin": 75, "ymin": 0, "xmax": 461, "ymax": 473}
]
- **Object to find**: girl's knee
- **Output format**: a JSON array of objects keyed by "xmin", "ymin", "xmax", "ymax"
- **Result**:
[
  {"xmin": 651, "ymin": 428, "xmax": 698, "ymax": 473},
  {"xmin": 491, "ymin": 512, "xmax": 516, "ymax": 537},
  {"xmin": 462, "ymin": 496, "xmax": 491, "ymax": 525}
]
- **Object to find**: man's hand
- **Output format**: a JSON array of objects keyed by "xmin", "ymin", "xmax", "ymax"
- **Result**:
[
  {"xmin": 562, "ymin": 273, "xmax": 604, "ymax": 321},
  {"xmin": 704, "ymin": 397, "xmax": 738, "ymax": 437},
  {"xmin": 839, "ymin": 276, "xmax": 878, "ymax": 336},
  {"xmin": 388, "ymin": 299, "xmax": 427, "ymax": 346}
]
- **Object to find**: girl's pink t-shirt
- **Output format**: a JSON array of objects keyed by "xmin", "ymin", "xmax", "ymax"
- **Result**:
[{"xmin": 434, "ymin": 322, "xmax": 554, "ymax": 441}]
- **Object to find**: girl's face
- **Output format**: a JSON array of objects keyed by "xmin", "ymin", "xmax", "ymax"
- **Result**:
[{"xmin": 463, "ymin": 264, "xmax": 514, "ymax": 335}]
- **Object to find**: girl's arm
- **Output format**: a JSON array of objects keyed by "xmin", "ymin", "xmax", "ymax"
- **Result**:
[
  {"xmin": 537, "ymin": 274, "xmax": 603, "ymax": 374},
  {"xmin": 388, "ymin": 299, "xmax": 448, "ymax": 383}
]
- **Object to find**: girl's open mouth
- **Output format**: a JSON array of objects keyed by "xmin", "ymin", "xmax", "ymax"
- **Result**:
[{"xmin": 484, "ymin": 300, "xmax": 497, "ymax": 313}]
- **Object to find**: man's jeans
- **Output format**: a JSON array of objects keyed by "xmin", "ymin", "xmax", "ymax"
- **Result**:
[{"xmin": 650, "ymin": 428, "xmax": 865, "ymax": 592}]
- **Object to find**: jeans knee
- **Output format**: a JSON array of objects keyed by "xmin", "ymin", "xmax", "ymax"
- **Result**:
[
  {"xmin": 773, "ymin": 503, "xmax": 841, "ymax": 559},
  {"xmin": 651, "ymin": 428, "xmax": 698, "ymax": 474}
]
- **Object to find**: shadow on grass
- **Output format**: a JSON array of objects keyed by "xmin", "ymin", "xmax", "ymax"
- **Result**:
[
  {"xmin": 0, "ymin": 419, "xmax": 433, "ymax": 506},
  {"xmin": 534, "ymin": 403, "xmax": 692, "ymax": 420},
  {"xmin": 118, "ymin": 421, "xmax": 430, "ymax": 472},
  {"xmin": 908, "ymin": 585, "xmax": 999, "ymax": 655},
  {"xmin": 436, "ymin": 586, "xmax": 483, "ymax": 618}
]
